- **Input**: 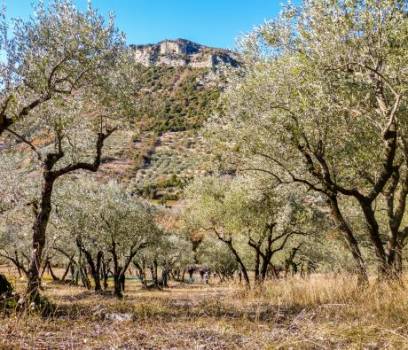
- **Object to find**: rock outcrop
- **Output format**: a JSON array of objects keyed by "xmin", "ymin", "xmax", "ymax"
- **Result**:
[{"xmin": 130, "ymin": 39, "xmax": 240, "ymax": 70}]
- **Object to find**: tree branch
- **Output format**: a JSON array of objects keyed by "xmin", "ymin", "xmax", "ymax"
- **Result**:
[
  {"xmin": 5, "ymin": 127, "xmax": 42, "ymax": 161},
  {"xmin": 52, "ymin": 127, "xmax": 117, "ymax": 178}
]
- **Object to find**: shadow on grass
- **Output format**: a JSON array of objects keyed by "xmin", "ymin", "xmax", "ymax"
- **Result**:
[{"xmin": 48, "ymin": 293, "xmax": 305, "ymax": 324}]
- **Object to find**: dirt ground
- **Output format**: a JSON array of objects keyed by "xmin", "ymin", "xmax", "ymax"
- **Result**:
[{"xmin": 1, "ymin": 269, "xmax": 408, "ymax": 349}]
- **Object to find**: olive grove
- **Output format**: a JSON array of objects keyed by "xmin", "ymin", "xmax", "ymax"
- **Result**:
[
  {"xmin": 183, "ymin": 175, "xmax": 318, "ymax": 288},
  {"xmin": 0, "ymin": 0, "xmax": 408, "ymax": 323},
  {"xmin": 54, "ymin": 179, "xmax": 164, "ymax": 298}
]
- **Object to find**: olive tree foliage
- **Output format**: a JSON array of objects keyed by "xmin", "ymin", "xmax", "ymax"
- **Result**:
[
  {"xmin": 0, "ymin": 151, "xmax": 45, "ymax": 277},
  {"xmin": 54, "ymin": 178, "xmax": 162, "ymax": 297},
  {"xmin": 0, "ymin": 0, "xmax": 125, "ymax": 136},
  {"xmin": 0, "ymin": 208, "xmax": 33, "ymax": 277},
  {"xmin": 209, "ymin": 0, "xmax": 408, "ymax": 280},
  {"xmin": 133, "ymin": 232, "xmax": 194, "ymax": 288},
  {"xmin": 196, "ymin": 237, "xmax": 239, "ymax": 282},
  {"xmin": 183, "ymin": 175, "xmax": 314, "ymax": 288}
]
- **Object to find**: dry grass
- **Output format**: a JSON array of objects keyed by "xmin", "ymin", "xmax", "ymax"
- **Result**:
[{"xmin": 1, "ymin": 273, "xmax": 408, "ymax": 349}]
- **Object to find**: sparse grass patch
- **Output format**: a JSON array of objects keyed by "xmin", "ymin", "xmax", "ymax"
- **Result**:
[{"xmin": 2, "ymin": 274, "xmax": 408, "ymax": 348}]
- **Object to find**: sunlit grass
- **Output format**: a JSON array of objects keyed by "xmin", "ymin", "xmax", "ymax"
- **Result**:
[{"xmin": 2, "ymin": 271, "xmax": 408, "ymax": 349}]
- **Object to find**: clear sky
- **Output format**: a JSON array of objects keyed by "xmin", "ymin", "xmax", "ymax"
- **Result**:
[{"xmin": 5, "ymin": 0, "xmax": 283, "ymax": 49}]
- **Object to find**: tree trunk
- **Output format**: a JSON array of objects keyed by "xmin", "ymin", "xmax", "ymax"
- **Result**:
[
  {"xmin": 254, "ymin": 249, "xmax": 260, "ymax": 285},
  {"xmin": 111, "ymin": 245, "xmax": 123, "ymax": 298},
  {"xmin": 47, "ymin": 261, "xmax": 60, "ymax": 281},
  {"xmin": 101, "ymin": 257, "xmax": 109, "ymax": 290},
  {"xmin": 71, "ymin": 264, "xmax": 77, "ymax": 284},
  {"xmin": 161, "ymin": 265, "xmax": 169, "ymax": 288},
  {"xmin": 61, "ymin": 259, "xmax": 73, "ymax": 282},
  {"xmin": 113, "ymin": 274, "xmax": 123, "ymax": 298},
  {"xmin": 103, "ymin": 270, "xmax": 109, "ymax": 290},
  {"xmin": 226, "ymin": 241, "xmax": 250, "ymax": 288},
  {"xmin": 260, "ymin": 252, "xmax": 273, "ymax": 281},
  {"xmin": 91, "ymin": 269, "xmax": 102, "ymax": 292},
  {"xmin": 328, "ymin": 195, "xmax": 368, "ymax": 284},
  {"xmin": 70, "ymin": 263, "xmax": 79, "ymax": 285},
  {"xmin": 82, "ymin": 247, "xmax": 103, "ymax": 292},
  {"xmin": 359, "ymin": 200, "xmax": 389, "ymax": 277},
  {"xmin": 393, "ymin": 243, "xmax": 403, "ymax": 275},
  {"xmin": 134, "ymin": 261, "xmax": 147, "ymax": 287},
  {"xmin": 384, "ymin": 232, "xmax": 405, "ymax": 280},
  {"xmin": 112, "ymin": 269, "xmax": 125, "ymax": 298},
  {"xmin": 149, "ymin": 260, "xmax": 159, "ymax": 287},
  {"xmin": 81, "ymin": 268, "xmax": 91, "ymax": 289},
  {"xmin": 26, "ymin": 172, "xmax": 56, "ymax": 303}
]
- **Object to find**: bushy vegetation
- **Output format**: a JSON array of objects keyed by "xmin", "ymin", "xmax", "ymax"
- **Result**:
[{"xmin": 132, "ymin": 65, "xmax": 221, "ymax": 133}]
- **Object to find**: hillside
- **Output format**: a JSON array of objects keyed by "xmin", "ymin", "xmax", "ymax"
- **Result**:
[
  {"xmin": 130, "ymin": 65, "xmax": 222, "ymax": 133},
  {"xmin": 99, "ymin": 39, "xmax": 238, "ymax": 204}
]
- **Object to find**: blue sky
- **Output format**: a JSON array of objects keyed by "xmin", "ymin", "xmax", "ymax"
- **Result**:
[{"xmin": 5, "ymin": 0, "xmax": 283, "ymax": 49}]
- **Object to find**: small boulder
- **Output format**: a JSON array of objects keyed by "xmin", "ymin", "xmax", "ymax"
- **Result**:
[{"xmin": 105, "ymin": 312, "xmax": 133, "ymax": 322}]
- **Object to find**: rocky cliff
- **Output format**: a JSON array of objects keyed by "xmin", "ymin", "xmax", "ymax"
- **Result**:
[{"xmin": 130, "ymin": 39, "xmax": 240, "ymax": 70}]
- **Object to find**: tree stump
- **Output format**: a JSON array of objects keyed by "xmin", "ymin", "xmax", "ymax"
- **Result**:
[{"xmin": 0, "ymin": 274, "xmax": 13, "ymax": 296}]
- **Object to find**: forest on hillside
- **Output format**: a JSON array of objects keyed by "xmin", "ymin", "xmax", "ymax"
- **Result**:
[{"xmin": 1, "ymin": 0, "xmax": 408, "ymax": 349}]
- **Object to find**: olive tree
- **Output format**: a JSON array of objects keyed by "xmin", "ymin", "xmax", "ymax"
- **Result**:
[
  {"xmin": 55, "ymin": 179, "xmax": 162, "ymax": 298},
  {"xmin": 0, "ymin": 0, "xmax": 139, "ymax": 305},
  {"xmin": 99, "ymin": 187, "xmax": 161, "ymax": 298},
  {"xmin": 53, "ymin": 181, "xmax": 106, "ymax": 291},
  {"xmin": 212, "ymin": 0, "xmax": 408, "ymax": 280},
  {"xmin": 138, "ymin": 233, "xmax": 193, "ymax": 288},
  {"xmin": 184, "ymin": 175, "xmax": 312, "ymax": 288},
  {"xmin": 196, "ymin": 237, "xmax": 239, "ymax": 282}
]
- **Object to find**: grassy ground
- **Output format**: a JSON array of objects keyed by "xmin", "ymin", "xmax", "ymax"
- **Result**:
[{"xmin": 1, "ymin": 273, "xmax": 408, "ymax": 349}]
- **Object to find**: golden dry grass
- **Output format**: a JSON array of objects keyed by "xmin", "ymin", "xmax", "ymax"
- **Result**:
[{"xmin": 1, "ymin": 272, "xmax": 408, "ymax": 349}]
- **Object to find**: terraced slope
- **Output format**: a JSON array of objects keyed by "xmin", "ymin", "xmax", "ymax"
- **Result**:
[
  {"xmin": 129, "ymin": 131, "xmax": 212, "ymax": 202},
  {"xmin": 98, "ymin": 128, "xmax": 212, "ymax": 204}
]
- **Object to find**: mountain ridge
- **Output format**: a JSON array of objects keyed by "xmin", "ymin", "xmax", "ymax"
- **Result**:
[{"xmin": 130, "ymin": 38, "xmax": 240, "ymax": 70}]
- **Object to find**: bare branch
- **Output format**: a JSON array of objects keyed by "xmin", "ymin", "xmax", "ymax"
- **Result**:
[{"xmin": 5, "ymin": 127, "xmax": 42, "ymax": 161}]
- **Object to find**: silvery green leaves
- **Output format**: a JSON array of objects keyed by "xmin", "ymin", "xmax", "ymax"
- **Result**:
[{"xmin": 207, "ymin": 0, "xmax": 408, "ymax": 279}]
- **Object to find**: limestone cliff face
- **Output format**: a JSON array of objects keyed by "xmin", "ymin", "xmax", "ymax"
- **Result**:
[{"xmin": 130, "ymin": 39, "xmax": 240, "ymax": 70}]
